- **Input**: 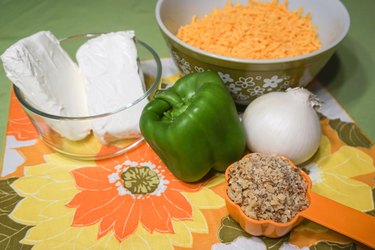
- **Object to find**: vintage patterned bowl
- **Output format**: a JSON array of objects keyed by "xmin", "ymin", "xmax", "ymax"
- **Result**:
[{"xmin": 155, "ymin": 0, "xmax": 350, "ymax": 105}]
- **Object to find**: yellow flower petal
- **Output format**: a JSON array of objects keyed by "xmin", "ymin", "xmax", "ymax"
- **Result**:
[
  {"xmin": 43, "ymin": 170, "xmax": 74, "ymax": 182},
  {"xmin": 132, "ymin": 226, "xmax": 175, "ymax": 250},
  {"xmin": 25, "ymin": 164, "xmax": 71, "ymax": 176},
  {"xmin": 40, "ymin": 200, "xmax": 74, "ymax": 218},
  {"xmin": 25, "ymin": 164, "xmax": 61, "ymax": 176},
  {"xmin": 61, "ymin": 134, "xmax": 102, "ymax": 155},
  {"xmin": 34, "ymin": 182, "xmax": 78, "ymax": 201},
  {"xmin": 313, "ymin": 175, "xmax": 373, "ymax": 211},
  {"xmin": 28, "ymin": 164, "xmax": 76, "ymax": 179},
  {"xmin": 90, "ymin": 226, "xmax": 175, "ymax": 250},
  {"xmin": 10, "ymin": 196, "xmax": 51, "ymax": 224},
  {"xmin": 180, "ymin": 207, "xmax": 208, "ymax": 233},
  {"xmin": 169, "ymin": 220, "xmax": 193, "ymax": 248},
  {"xmin": 33, "ymin": 225, "xmax": 104, "ymax": 250},
  {"xmin": 21, "ymin": 213, "xmax": 73, "ymax": 243},
  {"xmin": 27, "ymin": 225, "xmax": 100, "ymax": 250},
  {"xmin": 163, "ymin": 72, "xmax": 181, "ymax": 85},
  {"xmin": 307, "ymin": 137, "xmax": 375, "ymax": 212},
  {"xmin": 25, "ymin": 154, "xmax": 90, "ymax": 177},
  {"xmin": 11, "ymin": 176, "xmax": 54, "ymax": 196},
  {"xmin": 183, "ymin": 188, "xmax": 224, "ymax": 209},
  {"xmin": 25, "ymin": 228, "xmax": 80, "ymax": 249},
  {"xmin": 88, "ymin": 232, "xmax": 120, "ymax": 250},
  {"xmin": 205, "ymin": 174, "xmax": 225, "ymax": 188},
  {"xmin": 74, "ymin": 224, "xmax": 108, "ymax": 249},
  {"xmin": 319, "ymin": 146, "xmax": 375, "ymax": 177},
  {"xmin": 127, "ymin": 234, "xmax": 155, "ymax": 250},
  {"xmin": 43, "ymin": 153, "xmax": 95, "ymax": 167}
]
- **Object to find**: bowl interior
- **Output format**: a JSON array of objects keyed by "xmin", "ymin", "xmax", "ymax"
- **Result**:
[{"xmin": 156, "ymin": 0, "xmax": 350, "ymax": 62}]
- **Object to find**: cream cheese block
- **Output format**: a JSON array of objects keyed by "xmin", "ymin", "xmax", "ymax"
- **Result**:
[
  {"xmin": 76, "ymin": 31, "xmax": 147, "ymax": 144},
  {"xmin": 1, "ymin": 31, "xmax": 91, "ymax": 141}
]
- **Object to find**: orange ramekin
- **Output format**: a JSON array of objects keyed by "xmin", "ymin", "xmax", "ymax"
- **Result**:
[
  {"xmin": 224, "ymin": 153, "xmax": 311, "ymax": 238},
  {"xmin": 224, "ymin": 153, "xmax": 375, "ymax": 248}
]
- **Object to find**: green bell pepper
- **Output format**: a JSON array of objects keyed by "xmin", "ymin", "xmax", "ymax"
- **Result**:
[{"xmin": 140, "ymin": 71, "xmax": 246, "ymax": 182}]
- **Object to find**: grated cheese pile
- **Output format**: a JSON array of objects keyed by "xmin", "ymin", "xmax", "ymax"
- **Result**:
[{"xmin": 176, "ymin": 0, "xmax": 321, "ymax": 60}]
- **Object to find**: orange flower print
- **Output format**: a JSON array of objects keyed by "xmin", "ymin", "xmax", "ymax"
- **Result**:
[
  {"xmin": 67, "ymin": 143, "xmax": 203, "ymax": 242},
  {"xmin": 8, "ymin": 91, "xmax": 38, "ymax": 140}
]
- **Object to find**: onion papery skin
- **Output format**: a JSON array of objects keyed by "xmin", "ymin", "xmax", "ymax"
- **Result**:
[{"xmin": 242, "ymin": 89, "xmax": 321, "ymax": 164}]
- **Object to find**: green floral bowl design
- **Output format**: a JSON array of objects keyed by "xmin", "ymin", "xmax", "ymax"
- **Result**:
[{"xmin": 156, "ymin": 0, "xmax": 350, "ymax": 105}]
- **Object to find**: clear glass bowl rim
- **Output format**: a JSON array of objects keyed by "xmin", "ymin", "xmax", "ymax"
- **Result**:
[{"xmin": 13, "ymin": 33, "xmax": 162, "ymax": 121}]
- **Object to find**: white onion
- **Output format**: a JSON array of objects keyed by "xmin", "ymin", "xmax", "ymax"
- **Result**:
[{"xmin": 242, "ymin": 88, "xmax": 321, "ymax": 164}]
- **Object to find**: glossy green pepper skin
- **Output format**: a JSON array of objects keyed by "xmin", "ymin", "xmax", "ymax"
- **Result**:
[{"xmin": 140, "ymin": 71, "xmax": 246, "ymax": 182}]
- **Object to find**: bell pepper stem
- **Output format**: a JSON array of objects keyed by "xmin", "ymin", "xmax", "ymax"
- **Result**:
[
  {"xmin": 156, "ymin": 91, "xmax": 188, "ymax": 120},
  {"xmin": 156, "ymin": 91, "xmax": 183, "ymax": 107}
]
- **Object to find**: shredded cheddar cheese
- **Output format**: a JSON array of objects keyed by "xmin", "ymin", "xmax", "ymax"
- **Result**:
[{"xmin": 176, "ymin": 0, "xmax": 321, "ymax": 60}]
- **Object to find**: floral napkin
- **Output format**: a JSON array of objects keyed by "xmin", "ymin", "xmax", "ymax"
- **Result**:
[{"xmin": 1, "ymin": 59, "xmax": 374, "ymax": 250}]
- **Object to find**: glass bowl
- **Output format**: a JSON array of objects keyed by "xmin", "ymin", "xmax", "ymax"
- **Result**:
[{"xmin": 13, "ymin": 33, "xmax": 162, "ymax": 160}]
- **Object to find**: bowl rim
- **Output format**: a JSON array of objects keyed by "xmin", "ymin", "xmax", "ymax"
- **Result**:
[
  {"xmin": 155, "ymin": 0, "xmax": 351, "ymax": 64},
  {"xmin": 224, "ymin": 153, "xmax": 312, "ymax": 229},
  {"xmin": 13, "ymin": 33, "xmax": 162, "ymax": 121}
]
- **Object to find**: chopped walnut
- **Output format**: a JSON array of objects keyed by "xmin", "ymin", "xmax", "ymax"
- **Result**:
[{"xmin": 227, "ymin": 153, "xmax": 309, "ymax": 223}]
